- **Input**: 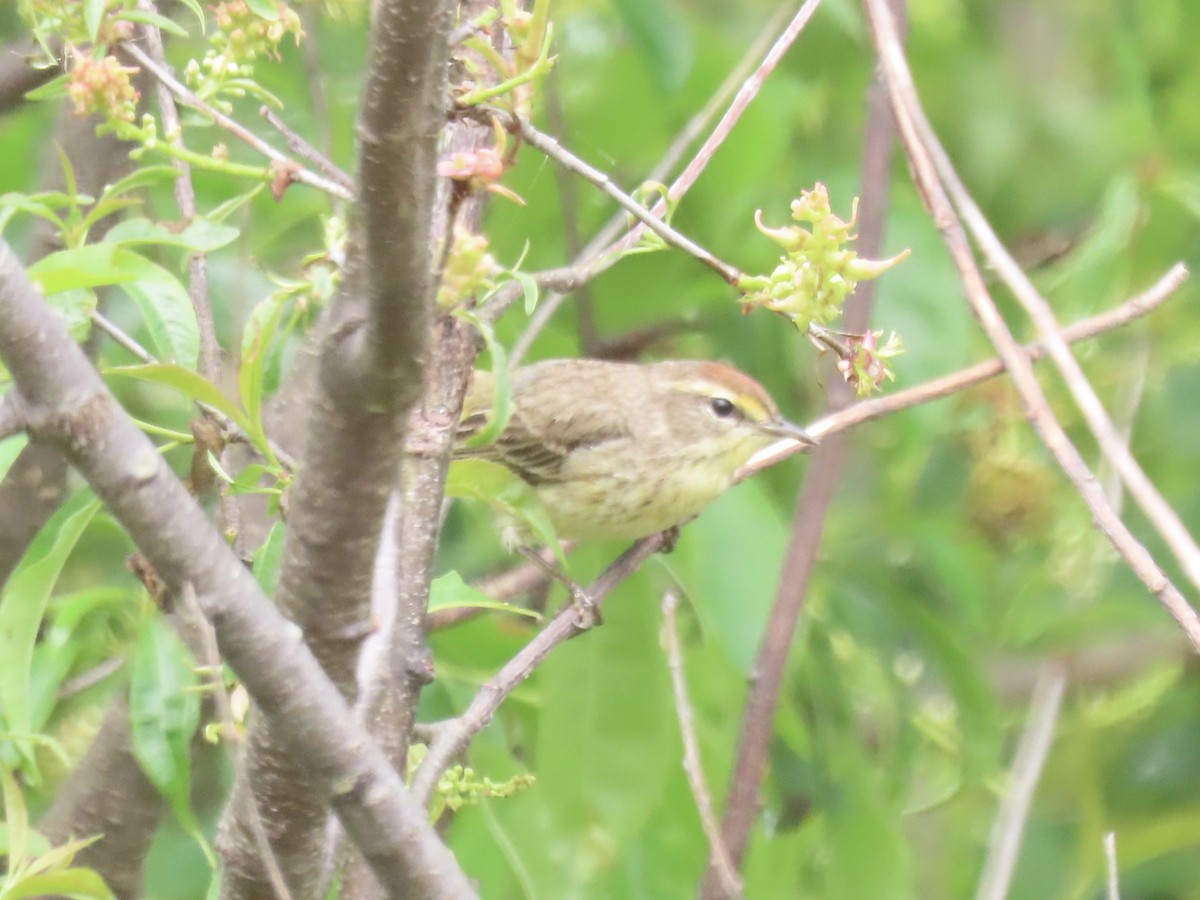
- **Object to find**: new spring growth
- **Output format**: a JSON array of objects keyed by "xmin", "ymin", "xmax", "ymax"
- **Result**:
[
  {"xmin": 738, "ymin": 183, "xmax": 909, "ymax": 329},
  {"xmin": 436, "ymin": 119, "xmax": 525, "ymax": 205},
  {"xmin": 66, "ymin": 49, "xmax": 140, "ymax": 125},
  {"xmin": 437, "ymin": 226, "xmax": 497, "ymax": 309},
  {"xmin": 837, "ymin": 329, "xmax": 904, "ymax": 397}
]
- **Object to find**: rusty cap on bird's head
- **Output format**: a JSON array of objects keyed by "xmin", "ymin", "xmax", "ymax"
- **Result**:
[{"xmin": 660, "ymin": 359, "xmax": 817, "ymax": 447}]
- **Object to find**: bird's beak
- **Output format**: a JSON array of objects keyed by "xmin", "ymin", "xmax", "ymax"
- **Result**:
[{"xmin": 762, "ymin": 418, "xmax": 817, "ymax": 447}]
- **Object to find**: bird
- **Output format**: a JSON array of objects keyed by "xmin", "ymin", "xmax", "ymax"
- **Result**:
[{"xmin": 454, "ymin": 357, "xmax": 815, "ymax": 548}]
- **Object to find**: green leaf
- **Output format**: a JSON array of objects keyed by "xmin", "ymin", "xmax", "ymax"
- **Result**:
[
  {"xmin": 112, "ymin": 250, "xmax": 199, "ymax": 368},
  {"xmin": 1, "ymin": 764, "xmax": 29, "ymax": 870},
  {"xmin": 47, "ymin": 287, "xmax": 97, "ymax": 343},
  {"xmin": 4, "ymin": 867, "xmax": 117, "ymax": 899},
  {"xmin": 238, "ymin": 294, "xmax": 285, "ymax": 458},
  {"xmin": 106, "ymin": 364, "xmax": 252, "ymax": 434},
  {"xmin": 0, "ymin": 193, "xmax": 65, "ymax": 231},
  {"xmin": 129, "ymin": 616, "xmax": 207, "ymax": 859},
  {"xmin": 22, "ymin": 72, "xmax": 69, "ymax": 103},
  {"xmin": 0, "ymin": 494, "xmax": 100, "ymax": 760},
  {"xmin": 456, "ymin": 310, "xmax": 513, "ymax": 450},
  {"xmin": 118, "ymin": 8, "xmax": 189, "ymax": 36},
  {"xmin": 429, "ymin": 571, "xmax": 541, "ymax": 621},
  {"xmin": 666, "ymin": 479, "xmax": 789, "ymax": 674},
  {"xmin": 174, "ymin": 0, "xmax": 206, "ymax": 29},
  {"xmin": 536, "ymin": 561, "xmax": 673, "ymax": 841},
  {"xmin": 26, "ymin": 244, "xmax": 125, "ymax": 295},
  {"xmin": 610, "ymin": 0, "xmax": 693, "ymax": 90},
  {"xmin": 97, "ymin": 166, "xmax": 181, "ymax": 205},
  {"xmin": 207, "ymin": 184, "xmax": 264, "ymax": 223},
  {"xmin": 252, "ymin": 521, "xmax": 286, "ymax": 595},
  {"xmin": 511, "ymin": 270, "xmax": 540, "ymax": 314},
  {"xmin": 244, "ymin": 0, "xmax": 281, "ymax": 18},
  {"xmin": 0, "ymin": 434, "xmax": 29, "ymax": 483},
  {"xmin": 445, "ymin": 459, "xmax": 563, "ymax": 564},
  {"xmin": 105, "ymin": 217, "xmax": 241, "ymax": 253},
  {"xmin": 84, "ymin": 0, "xmax": 109, "ymax": 41},
  {"xmin": 29, "ymin": 587, "xmax": 130, "ymax": 732}
]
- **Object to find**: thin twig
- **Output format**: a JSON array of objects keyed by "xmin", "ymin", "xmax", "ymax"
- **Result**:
[
  {"xmin": 122, "ymin": 43, "xmax": 354, "ymax": 202},
  {"xmin": 973, "ymin": 662, "xmax": 1068, "ymax": 900},
  {"xmin": 1104, "ymin": 832, "xmax": 1121, "ymax": 900},
  {"xmin": 177, "ymin": 582, "xmax": 295, "ymax": 900},
  {"xmin": 736, "ymin": 264, "xmax": 1189, "ymax": 478},
  {"xmin": 702, "ymin": 9, "xmax": 900, "ymax": 884},
  {"xmin": 259, "ymin": 106, "xmax": 353, "ymax": 191},
  {"xmin": 661, "ymin": 589, "xmax": 742, "ymax": 900},
  {"xmin": 90, "ymin": 310, "xmax": 298, "ymax": 471},
  {"xmin": 866, "ymin": 0, "xmax": 1200, "ymax": 651},
  {"xmin": 410, "ymin": 533, "xmax": 667, "ymax": 807},
  {"xmin": 135, "ymin": 1, "xmax": 219, "ymax": 382},
  {"xmin": 918, "ymin": 104, "xmax": 1200, "ymax": 598},
  {"xmin": 479, "ymin": 107, "xmax": 742, "ymax": 285},
  {"xmin": 424, "ymin": 545, "xmax": 564, "ymax": 631},
  {"xmin": 56, "ymin": 657, "xmax": 125, "ymax": 699},
  {"xmin": 0, "ymin": 393, "xmax": 25, "ymax": 441},
  {"xmin": 509, "ymin": 1, "xmax": 815, "ymax": 364},
  {"xmin": 606, "ymin": 0, "xmax": 823, "ymax": 260}
]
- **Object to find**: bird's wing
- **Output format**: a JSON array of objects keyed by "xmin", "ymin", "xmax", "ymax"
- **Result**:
[{"xmin": 457, "ymin": 409, "xmax": 631, "ymax": 485}]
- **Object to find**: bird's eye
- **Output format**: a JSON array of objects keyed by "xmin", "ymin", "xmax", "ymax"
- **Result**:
[{"xmin": 710, "ymin": 397, "xmax": 736, "ymax": 418}]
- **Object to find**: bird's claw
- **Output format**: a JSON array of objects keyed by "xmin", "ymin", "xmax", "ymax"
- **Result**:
[{"xmin": 570, "ymin": 586, "xmax": 602, "ymax": 629}]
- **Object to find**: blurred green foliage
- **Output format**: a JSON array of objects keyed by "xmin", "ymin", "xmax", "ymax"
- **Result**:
[{"xmin": 2, "ymin": 0, "xmax": 1200, "ymax": 897}]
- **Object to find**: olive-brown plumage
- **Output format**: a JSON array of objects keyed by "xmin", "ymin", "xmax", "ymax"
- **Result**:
[{"xmin": 455, "ymin": 359, "xmax": 813, "ymax": 543}]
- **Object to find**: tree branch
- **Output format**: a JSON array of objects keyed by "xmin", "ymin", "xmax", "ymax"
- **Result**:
[
  {"xmin": 509, "ymin": 0, "xmax": 821, "ymax": 363},
  {"xmin": 122, "ymin": 43, "xmax": 354, "ymax": 201},
  {"xmin": 702, "ymin": 6, "xmax": 902, "ymax": 884},
  {"xmin": 216, "ymin": 0, "xmax": 457, "ymax": 893},
  {"xmin": 865, "ymin": 0, "xmax": 1200, "ymax": 651},
  {"xmin": 662, "ymin": 589, "xmax": 742, "ymax": 900},
  {"xmin": 411, "ymin": 533, "xmax": 667, "ymax": 807},
  {"xmin": 0, "ymin": 238, "xmax": 476, "ymax": 898},
  {"xmin": 738, "ymin": 264, "xmax": 1189, "ymax": 477}
]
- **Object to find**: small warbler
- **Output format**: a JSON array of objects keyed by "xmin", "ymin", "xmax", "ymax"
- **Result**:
[{"xmin": 455, "ymin": 358, "xmax": 815, "ymax": 545}]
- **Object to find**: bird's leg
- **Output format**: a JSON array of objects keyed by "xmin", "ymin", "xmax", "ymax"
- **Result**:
[
  {"xmin": 518, "ymin": 546, "xmax": 602, "ymax": 629},
  {"xmin": 658, "ymin": 524, "xmax": 682, "ymax": 554}
]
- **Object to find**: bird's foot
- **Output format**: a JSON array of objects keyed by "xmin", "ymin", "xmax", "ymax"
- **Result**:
[
  {"xmin": 658, "ymin": 525, "xmax": 682, "ymax": 554},
  {"xmin": 569, "ymin": 584, "xmax": 603, "ymax": 630}
]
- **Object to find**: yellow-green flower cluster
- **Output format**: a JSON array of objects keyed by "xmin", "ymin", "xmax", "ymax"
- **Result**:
[
  {"xmin": 185, "ymin": 0, "xmax": 302, "ymax": 110},
  {"xmin": 435, "ymin": 764, "xmax": 536, "ymax": 813},
  {"xmin": 437, "ymin": 226, "xmax": 497, "ymax": 310},
  {"xmin": 66, "ymin": 50, "xmax": 140, "ymax": 124},
  {"xmin": 738, "ymin": 183, "xmax": 909, "ymax": 330}
]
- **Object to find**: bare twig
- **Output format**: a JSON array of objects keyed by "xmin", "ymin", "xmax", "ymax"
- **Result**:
[
  {"xmin": 122, "ymin": 43, "xmax": 354, "ymax": 202},
  {"xmin": 411, "ymin": 533, "xmax": 667, "ymax": 806},
  {"xmin": 510, "ymin": 1, "xmax": 817, "ymax": 363},
  {"xmin": 703, "ymin": 10, "xmax": 901, "ymax": 885},
  {"xmin": 90, "ymin": 310, "xmax": 298, "ymax": 471},
  {"xmin": 1105, "ymin": 832, "xmax": 1121, "ymax": 900},
  {"xmin": 176, "ymin": 582, "xmax": 295, "ymax": 900},
  {"xmin": 866, "ymin": 0, "xmax": 1200, "ymax": 651},
  {"xmin": 135, "ymin": 2, "xmax": 218, "ymax": 382},
  {"xmin": 0, "ymin": 237, "xmax": 477, "ymax": 897},
  {"xmin": 662, "ymin": 589, "xmax": 742, "ymax": 900},
  {"xmin": 973, "ymin": 663, "xmax": 1068, "ymax": 900},
  {"xmin": 605, "ymin": 0, "xmax": 823, "ymax": 260},
  {"xmin": 918, "ymin": 105, "xmax": 1200, "ymax": 598},
  {"xmin": 260, "ymin": 105, "xmax": 353, "ymax": 191},
  {"xmin": 737, "ymin": 264, "xmax": 1189, "ymax": 478},
  {"xmin": 55, "ymin": 657, "xmax": 125, "ymax": 699},
  {"xmin": 480, "ymin": 107, "xmax": 742, "ymax": 285}
]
